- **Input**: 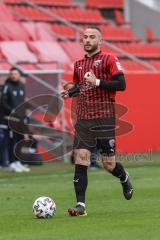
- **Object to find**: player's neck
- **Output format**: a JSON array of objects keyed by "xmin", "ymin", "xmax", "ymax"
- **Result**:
[{"xmin": 86, "ymin": 48, "xmax": 101, "ymax": 57}]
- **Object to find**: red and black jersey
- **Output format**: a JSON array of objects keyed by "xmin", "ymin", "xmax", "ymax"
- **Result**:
[{"xmin": 73, "ymin": 51, "xmax": 124, "ymax": 120}]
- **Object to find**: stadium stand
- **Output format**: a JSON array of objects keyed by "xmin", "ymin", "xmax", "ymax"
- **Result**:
[
  {"xmin": 28, "ymin": 41, "xmax": 70, "ymax": 63},
  {"xmin": 30, "ymin": 0, "xmax": 72, "ymax": 7},
  {"xmin": 86, "ymin": 0, "xmax": 124, "ymax": 9},
  {"xmin": 0, "ymin": 41, "xmax": 37, "ymax": 63},
  {"xmin": 1, "ymin": 0, "xmax": 160, "ymax": 72},
  {"xmin": 0, "ymin": 21, "xmax": 31, "ymax": 41},
  {"xmin": 100, "ymin": 26, "xmax": 137, "ymax": 42}
]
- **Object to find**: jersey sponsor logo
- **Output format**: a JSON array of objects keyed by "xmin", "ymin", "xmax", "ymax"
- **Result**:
[
  {"xmin": 116, "ymin": 62, "xmax": 123, "ymax": 71},
  {"xmin": 78, "ymin": 66, "xmax": 82, "ymax": 70}
]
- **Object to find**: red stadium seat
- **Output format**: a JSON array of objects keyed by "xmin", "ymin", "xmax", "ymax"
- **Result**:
[
  {"xmin": 8, "ymin": 5, "xmax": 54, "ymax": 21},
  {"xmin": 116, "ymin": 43, "xmax": 160, "ymax": 58},
  {"xmin": 101, "ymin": 26, "xmax": 136, "ymax": 42},
  {"xmin": 22, "ymin": 22, "xmax": 38, "ymax": 41},
  {"xmin": 50, "ymin": 7, "xmax": 105, "ymax": 23},
  {"xmin": 28, "ymin": 41, "xmax": 71, "ymax": 63},
  {"xmin": 5, "ymin": 0, "xmax": 21, "ymax": 3},
  {"xmin": 60, "ymin": 41, "xmax": 85, "ymax": 62},
  {"xmin": 101, "ymin": 44, "xmax": 124, "ymax": 57},
  {"xmin": 31, "ymin": 0, "xmax": 72, "ymax": 7},
  {"xmin": 34, "ymin": 23, "xmax": 56, "ymax": 41},
  {"xmin": 120, "ymin": 60, "xmax": 149, "ymax": 72},
  {"xmin": 37, "ymin": 62, "xmax": 58, "ymax": 70},
  {"xmin": 115, "ymin": 10, "xmax": 130, "ymax": 25},
  {"xmin": 18, "ymin": 63, "xmax": 39, "ymax": 70},
  {"xmin": 147, "ymin": 60, "xmax": 160, "ymax": 71},
  {"xmin": 51, "ymin": 24, "xmax": 77, "ymax": 39},
  {"xmin": 0, "ymin": 62, "xmax": 11, "ymax": 70},
  {"xmin": 0, "ymin": 41, "xmax": 38, "ymax": 63},
  {"xmin": 0, "ymin": 2, "xmax": 15, "ymax": 21},
  {"xmin": 0, "ymin": 21, "xmax": 31, "ymax": 41},
  {"xmin": 146, "ymin": 27, "xmax": 160, "ymax": 43},
  {"xmin": 86, "ymin": 0, "xmax": 124, "ymax": 9}
]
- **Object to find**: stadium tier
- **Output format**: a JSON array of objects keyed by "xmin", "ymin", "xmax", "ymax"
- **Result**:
[
  {"xmin": 86, "ymin": 0, "xmax": 124, "ymax": 9},
  {"xmin": 0, "ymin": 1, "xmax": 159, "ymax": 72}
]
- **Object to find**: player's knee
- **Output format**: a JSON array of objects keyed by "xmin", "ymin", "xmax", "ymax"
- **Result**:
[
  {"xmin": 102, "ymin": 157, "xmax": 116, "ymax": 172},
  {"xmin": 74, "ymin": 149, "xmax": 90, "ymax": 166}
]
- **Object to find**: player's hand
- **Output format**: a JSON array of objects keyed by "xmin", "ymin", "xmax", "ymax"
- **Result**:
[
  {"xmin": 84, "ymin": 70, "xmax": 97, "ymax": 86},
  {"xmin": 60, "ymin": 89, "xmax": 69, "ymax": 99},
  {"xmin": 60, "ymin": 83, "xmax": 75, "ymax": 99}
]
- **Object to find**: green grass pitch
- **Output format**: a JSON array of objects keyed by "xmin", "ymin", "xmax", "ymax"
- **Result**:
[{"xmin": 0, "ymin": 154, "xmax": 160, "ymax": 240}]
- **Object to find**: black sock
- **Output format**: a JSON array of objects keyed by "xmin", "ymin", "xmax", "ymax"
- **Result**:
[
  {"xmin": 73, "ymin": 164, "xmax": 88, "ymax": 204},
  {"xmin": 110, "ymin": 162, "xmax": 127, "ymax": 182}
]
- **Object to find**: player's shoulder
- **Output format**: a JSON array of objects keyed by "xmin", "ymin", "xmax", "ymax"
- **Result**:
[
  {"xmin": 101, "ymin": 51, "xmax": 119, "ymax": 60},
  {"xmin": 74, "ymin": 58, "xmax": 85, "ymax": 67}
]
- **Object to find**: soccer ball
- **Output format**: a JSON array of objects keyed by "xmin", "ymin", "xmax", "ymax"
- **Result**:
[{"xmin": 32, "ymin": 196, "xmax": 56, "ymax": 219}]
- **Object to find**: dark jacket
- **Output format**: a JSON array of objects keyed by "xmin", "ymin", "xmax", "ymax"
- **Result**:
[{"xmin": 1, "ymin": 79, "xmax": 25, "ymax": 121}]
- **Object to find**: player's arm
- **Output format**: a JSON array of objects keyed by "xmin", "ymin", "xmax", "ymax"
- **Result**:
[
  {"xmin": 61, "ymin": 62, "xmax": 80, "ymax": 99},
  {"xmin": 61, "ymin": 83, "xmax": 80, "ymax": 99},
  {"xmin": 97, "ymin": 73, "xmax": 126, "ymax": 91},
  {"xmin": 1, "ymin": 84, "xmax": 12, "ymax": 115},
  {"xmin": 85, "ymin": 55, "xmax": 126, "ymax": 91}
]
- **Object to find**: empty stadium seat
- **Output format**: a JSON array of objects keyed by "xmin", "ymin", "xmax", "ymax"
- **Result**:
[
  {"xmin": 34, "ymin": 23, "xmax": 56, "ymax": 41},
  {"xmin": 51, "ymin": 24, "xmax": 77, "ymax": 39},
  {"xmin": 114, "ymin": 10, "xmax": 130, "ymax": 25},
  {"xmin": 101, "ymin": 44, "xmax": 124, "ymax": 57},
  {"xmin": 0, "ymin": 41, "xmax": 38, "ymax": 63},
  {"xmin": 145, "ymin": 27, "xmax": 160, "ymax": 43},
  {"xmin": 86, "ymin": 0, "xmax": 124, "ymax": 9},
  {"xmin": 0, "ymin": 21, "xmax": 31, "ymax": 41},
  {"xmin": 60, "ymin": 41, "xmax": 84, "ymax": 61},
  {"xmin": 0, "ymin": 62, "xmax": 11, "ymax": 70},
  {"xmin": 116, "ymin": 43, "xmax": 160, "ymax": 58},
  {"xmin": 50, "ymin": 7, "xmax": 105, "ymax": 23},
  {"xmin": 0, "ymin": 2, "xmax": 15, "ymax": 21},
  {"xmin": 100, "ymin": 26, "xmax": 136, "ymax": 42},
  {"xmin": 37, "ymin": 62, "xmax": 58, "ymax": 70},
  {"xmin": 8, "ymin": 5, "xmax": 54, "ymax": 21},
  {"xmin": 147, "ymin": 60, "xmax": 160, "ymax": 71},
  {"xmin": 19, "ymin": 63, "xmax": 39, "ymax": 70},
  {"xmin": 120, "ymin": 60, "xmax": 149, "ymax": 72},
  {"xmin": 31, "ymin": 0, "xmax": 72, "ymax": 7},
  {"xmin": 5, "ymin": 0, "xmax": 21, "ymax": 3},
  {"xmin": 23, "ymin": 22, "xmax": 56, "ymax": 41},
  {"xmin": 28, "ymin": 41, "xmax": 71, "ymax": 63}
]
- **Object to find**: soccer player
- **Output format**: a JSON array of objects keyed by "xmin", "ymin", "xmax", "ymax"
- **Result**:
[{"xmin": 61, "ymin": 26, "xmax": 133, "ymax": 216}]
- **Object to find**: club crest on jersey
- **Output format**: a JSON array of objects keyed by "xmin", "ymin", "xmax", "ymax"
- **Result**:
[{"xmin": 94, "ymin": 60, "xmax": 102, "ymax": 67}]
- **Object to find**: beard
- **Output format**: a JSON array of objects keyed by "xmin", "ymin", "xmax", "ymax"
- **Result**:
[{"xmin": 84, "ymin": 43, "xmax": 99, "ymax": 53}]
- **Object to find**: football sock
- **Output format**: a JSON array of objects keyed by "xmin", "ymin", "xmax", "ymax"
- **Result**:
[
  {"xmin": 74, "ymin": 164, "xmax": 88, "ymax": 204},
  {"xmin": 110, "ymin": 162, "xmax": 127, "ymax": 182}
]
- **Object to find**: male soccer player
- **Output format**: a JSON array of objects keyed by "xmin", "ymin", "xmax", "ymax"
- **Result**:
[{"xmin": 61, "ymin": 27, "xmax": 133, "ymax": 216}]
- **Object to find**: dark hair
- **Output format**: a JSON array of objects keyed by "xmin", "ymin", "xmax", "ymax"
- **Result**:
[
  {"xmin": 85, "ymin": 25, "xmax": 102, "ymax": 33},
  {"xmin": 10, "ymin": 67, "xmax": 23, "ymax": 76}
]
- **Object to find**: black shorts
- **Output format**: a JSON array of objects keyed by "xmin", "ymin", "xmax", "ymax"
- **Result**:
[{"xmin": 73, "ymin": 118, "xmax": 115, "ymax": 156}]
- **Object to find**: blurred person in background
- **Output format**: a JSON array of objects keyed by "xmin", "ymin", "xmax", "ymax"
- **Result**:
[
  {"xmin": 1, "ymin": 67, "xmax": 30, "ymax": 172},
  {"xmin": 0, "ymin": 84, "xmax": 9, "ymax": 168}
]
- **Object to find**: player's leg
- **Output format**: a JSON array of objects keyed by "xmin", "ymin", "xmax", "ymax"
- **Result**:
[
  {"xmin": 100, "ymin": 139, "xmax": 133, "ymax": 200},
  {"xmin": 68, "ymin": 119, "xmax": 95, "ymax": 216},
  {"xmin": 68, "ymin": 148, "xmax": 90, "ymax": 216}
]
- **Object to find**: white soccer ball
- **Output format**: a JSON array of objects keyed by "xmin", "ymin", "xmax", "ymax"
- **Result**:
[{"xmin": 32, "ymin": 196, "xmax": 56, "ymax": 219}]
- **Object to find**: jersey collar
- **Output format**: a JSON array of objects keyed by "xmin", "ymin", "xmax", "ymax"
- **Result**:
[{"xmin": 85, "ymin": 50, "xmax": 101, "ymax": 58}]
